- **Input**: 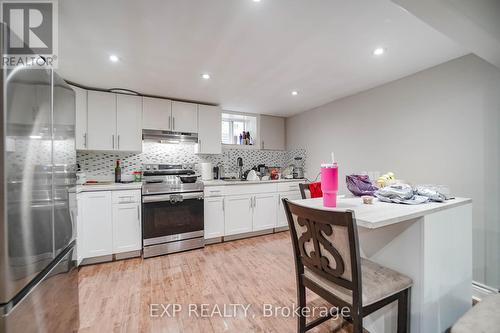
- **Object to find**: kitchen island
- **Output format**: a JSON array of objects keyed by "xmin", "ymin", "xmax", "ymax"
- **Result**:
[{"xmin": 291, "ymin": 197, "xmax": 472, "ymax": 333}]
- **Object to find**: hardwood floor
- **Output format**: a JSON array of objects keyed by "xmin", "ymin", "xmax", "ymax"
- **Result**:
[{"xmin": 78, "ymin": 232, "xmax": 363, "ymax": 333}]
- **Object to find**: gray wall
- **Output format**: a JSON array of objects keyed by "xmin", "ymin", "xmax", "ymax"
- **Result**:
[{"xmin": 286, "ymin": 54, "xmax": 500, "ymax": 287}]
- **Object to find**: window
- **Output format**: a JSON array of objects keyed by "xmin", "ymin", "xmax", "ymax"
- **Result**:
[{"xmin": 221, "ymin": 112, "xmax": 257, "ymax": 145}]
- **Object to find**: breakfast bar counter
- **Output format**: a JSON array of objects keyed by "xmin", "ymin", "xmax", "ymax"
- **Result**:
[{"xmin": 291, "ymin": 197, "xmax": 472, "ymax": 333}]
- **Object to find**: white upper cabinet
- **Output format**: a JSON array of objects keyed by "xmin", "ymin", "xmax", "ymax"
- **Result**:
[
  {"xmin": 116, "ymin": 94, "xmax": 142, "ymax": 152},
  {"xmin": 196, "ymin": 105, "xmax": 221, "ymax": 154},
  {"xmin": 72, "ymin": 85, "xmax": 87, "ymax": 150},
  {"xmin": 85, "ymin": 90, "xmax": 142, "ymax": 152},
  {"xmin": 171, "ymin": 101, "xmax": 198, "ymax": 133},
  {"xmin": 142, "ymin": 97, "xmax": 171, "ymax": 130},
  {"xmin": 260, "ymin": 115, "xmax": 285, "ymax": 150},
  {"xmin": 87, "ymin": 91, "xmax": 116, "ymax": 151}
]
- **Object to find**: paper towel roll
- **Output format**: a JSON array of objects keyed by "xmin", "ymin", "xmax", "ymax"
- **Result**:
[{"xmin": 200, "ymin": 162, "xmax": 213, "ymax": 181}]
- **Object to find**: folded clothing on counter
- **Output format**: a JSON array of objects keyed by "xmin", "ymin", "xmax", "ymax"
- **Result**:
[
  {"xmin": 346, "ymin": 174, "xmax": 378, "ymax": 196},
  {"xmin": 308, "ymin": 182, "xmax": 323, "ymax": 198},
  {"xmin": 375, "ymin": 183, "xmax": 448, "ymax": 205}
]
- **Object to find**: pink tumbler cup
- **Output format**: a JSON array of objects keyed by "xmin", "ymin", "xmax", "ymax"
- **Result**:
[{"xmin": 321, "ymin": 163, "xmax": 339, "ymax": 207}]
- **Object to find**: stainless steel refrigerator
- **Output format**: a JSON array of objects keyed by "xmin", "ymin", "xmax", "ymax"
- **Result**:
[{"xmin": 0, "ymin": 40, "xmax": 79, "ymax": 333}]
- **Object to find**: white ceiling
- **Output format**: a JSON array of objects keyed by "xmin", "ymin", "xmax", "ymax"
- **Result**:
[{"xmin": 59, "ymin": 0, "xmax": 467, "ymax": 117}]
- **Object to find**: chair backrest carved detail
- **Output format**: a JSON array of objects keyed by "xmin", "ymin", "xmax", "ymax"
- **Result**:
[
  {"xmin": 283, "ymin": 199, "xmax": 362, "ymax": 294},
  {"xmin": 296, "ymin": 216, "xmax": 345, "ymax": 277}
]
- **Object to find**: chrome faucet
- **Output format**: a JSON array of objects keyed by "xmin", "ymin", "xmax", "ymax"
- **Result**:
[{"xmin": 237, "ymin": 157, "xmax": 243, "ymax": 180}]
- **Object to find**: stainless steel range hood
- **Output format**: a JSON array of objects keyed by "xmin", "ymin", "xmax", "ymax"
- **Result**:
[{"xmin": 142, "ymin": 129, "xmax": 198, "ymax": 144}]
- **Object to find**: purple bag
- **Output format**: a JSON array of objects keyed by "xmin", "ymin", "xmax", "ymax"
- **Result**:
[{"xmin": 346, "ymin": 175, "xmax": 378, "ymax": 196}]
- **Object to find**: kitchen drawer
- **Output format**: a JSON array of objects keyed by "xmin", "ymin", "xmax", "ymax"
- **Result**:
[
  {"xmin": 112, "ymin": 190, "xmax": 141, "ymax": 204},
  {"xmin": 277, "ymin": 181, "xmax": 304, "ymax": 192},
  {"xmin": 204, "ymin": 186, "xmax": 226, "ymax": 197},
  {"xmin": 224, "ymin": 183, "xmax": 277, "ymax": 196}
]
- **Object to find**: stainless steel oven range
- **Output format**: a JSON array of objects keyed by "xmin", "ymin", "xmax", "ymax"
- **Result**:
[{"xmin": 141, "ymin": 164, "xmax": 204, "ymax": 258}]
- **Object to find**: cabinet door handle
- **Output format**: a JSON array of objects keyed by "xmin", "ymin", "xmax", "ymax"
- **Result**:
[
  {"xmin": 137, "ymin": 206, "xmax": 140, "ymax": 221},
  {"xmin": 222, "ymin": 199, "xmax": 225, "ymax": 211},
  {"xmin": 198, "ymin": 139, "xmax": 202, "ymax": 152},
  {"xmin": 262, "ymin": 140, "xmax": 264, "ymax": 149},
  {"xmin": 173, "ymin": 117, "xmax": 175, "ymax": 131},
  {"xmin": 83, "ymin": 133, "xmax": 87, "ymax": 148},
  {"xmin": 112, "ymin": 134, "xmax": 115, "ymax": 149},
  {"xmin": 117, "ymin": 135, "xmax": 120, "ymax": 150},
  {"xmin": 168, "ymin": 116, "xmax": 171, "ymax": 130}
]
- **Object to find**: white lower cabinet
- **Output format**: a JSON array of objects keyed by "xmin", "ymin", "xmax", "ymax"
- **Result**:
[
  {"xmin": 204, "ymin": 181, "xmax": 303, "ymax": 241},
  {"xmin": 278, "ymin": 191, "xmax": 302, "ymax": 228},
  {"xmin": 79, "ymin": 191, "xmax": 113, "ymax": 258},
  {"xmin": 78, "ymin": 189, "xmax": 141, "ymax": 263},
  {"xmin": 253, "ymin": 193, "xmax": 278, "ymax": 231},
  {"xmin": 224, "ymin": 195, "xmax": 253, "ymax": 236},
  {"xmin": 112, "ymin": 203, "xmax": 141, "ymax": 254},
  {"xmin": 204, "ymin": 196, "xmax": 225, "ymax": 239}
]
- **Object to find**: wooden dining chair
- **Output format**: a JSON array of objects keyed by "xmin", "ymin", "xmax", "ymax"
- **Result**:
[
  {"xmin": 299, "ymin": 183, "xmax": 311, "ymax": 199},
  {"xmin": 282, "ymin": 199, "xmax": 412, "ymax": 333}
]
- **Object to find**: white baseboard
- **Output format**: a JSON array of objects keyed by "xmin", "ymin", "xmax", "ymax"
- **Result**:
[{"xmin": 472, "ymin": 281, "xmax": 499, "ymax": 301}]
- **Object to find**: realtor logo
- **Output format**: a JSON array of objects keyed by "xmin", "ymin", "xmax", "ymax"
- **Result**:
[{"xmin": 1, "ymin": 0, "xmax": 58, "ymax": 68}]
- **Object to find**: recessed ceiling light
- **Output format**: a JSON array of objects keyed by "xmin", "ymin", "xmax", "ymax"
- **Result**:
[
  {"xmin": 373, "ymin": 47, "xmax": 385, "ymax": 56},
  {"xmin": 253, "ymin": 0, "xmax": 261, "ymax": 2},
  {"xmin": 201, "ymin": 73, "xmax": 211, "ymax": 80},
  {"xmin": 109, "ymin": 54, "xmax": 119, "ymax": 62},
  {"xmin": 291, "ymin": 91, "xmax": 298, "ymax": 96},
  {"xmin": 29, "ymin": 135, "xmax": 42, "ymax": 139}
]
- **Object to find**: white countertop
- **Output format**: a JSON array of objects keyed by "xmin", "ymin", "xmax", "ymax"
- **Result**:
[
  {"xmin": 291, "ymin": 197, "xmax": 472, "ymax": 229},
  {"xmin": 202, "ymin": 178, "xmax": 305, "ymax": 186},
  {"xmin": 77, "ymin": 182, "xmax": 142, "ymax": 193}
]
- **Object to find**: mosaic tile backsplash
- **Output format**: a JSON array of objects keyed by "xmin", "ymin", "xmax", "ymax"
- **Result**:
[{"xmin": 77, "ymin": 142, "xmax": 306, "ymax": 180}]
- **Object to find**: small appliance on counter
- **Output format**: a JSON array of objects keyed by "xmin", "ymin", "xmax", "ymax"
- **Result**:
[
  {"xmin": 257, "ymin": 164, "xmax": 267, "ymax": 177},
  {"xmin": 199, "ymin": 162, "xmax": 213, "ymax": 181},
  {"xmin": 141, "ymin": 164, "xmax": 204, "ymax": 258},
  {"xmin": 292, "ymin": 157, "xmax": 305, "ymax": 179}
]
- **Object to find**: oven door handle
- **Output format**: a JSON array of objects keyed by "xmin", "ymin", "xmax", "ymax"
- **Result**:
[{"xmin": 142, "ymin": 192, "xmax": 204, "ymax": 203}]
